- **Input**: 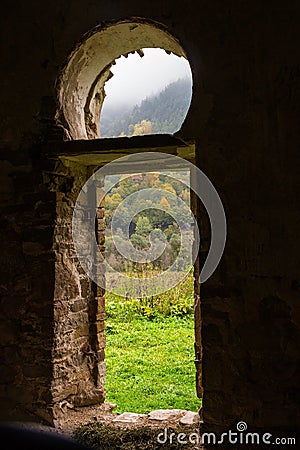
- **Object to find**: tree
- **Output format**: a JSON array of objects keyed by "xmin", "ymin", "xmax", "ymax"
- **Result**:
[
  {"xmin": 160, "ymin": 196, "xmax": 171, "ymax": 209},
  {"xmin": 162, "ymin": 182, "xmax": 176, "ymax": 195},
  {"xmin": 130, "ymin": 233, "xmax": 149, "ymax": 250},
  {"xmin": 135, "ymin": 216, "xmax": 152, "ymax": 236},
  {"xmin": 131, "ymin": 119, "xmax": 152, "ymax": 136},
  {"xmin": 170, "ymin": 233, "xmax": 181, "ymax": 254}
]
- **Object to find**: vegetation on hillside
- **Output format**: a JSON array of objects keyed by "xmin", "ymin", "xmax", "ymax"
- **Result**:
[
  {"xmin": 100, "ymin": 77, "xmax": 192, "ymax": 137},
  {"xmin": 104, "ymin": 170, "xmax": 193, "ymax": 274},
  {"xmin": 97, "ymin": 169, "xmax": 199, "ymax": 421}
]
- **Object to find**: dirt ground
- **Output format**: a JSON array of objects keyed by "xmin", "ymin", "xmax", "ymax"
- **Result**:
[
  {"xmin": 2, "ymin": 403, "xmax": 203, "ymax": 449},
  {"xmin": 56, "ymin": 402, "xmax": 201, "ymax": 435}
]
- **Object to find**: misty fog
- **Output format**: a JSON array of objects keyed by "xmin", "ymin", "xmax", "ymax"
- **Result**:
[{"xmin": 101, "ymin": 48, "xmax": 192, "ymax": 112}]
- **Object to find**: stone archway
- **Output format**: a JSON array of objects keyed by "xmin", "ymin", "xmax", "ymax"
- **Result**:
[
  {"xmin": 51, "ymin": 19, "xmax": 200, "ymax": 424},
  {"xmin": 56, "ymin": 18, "xmax": 190, "ymax": 140}
]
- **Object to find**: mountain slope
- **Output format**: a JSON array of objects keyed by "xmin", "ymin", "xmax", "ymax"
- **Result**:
[{"xmin": 100, "ymin": 77, "xmax": 192, "ymax": 137}]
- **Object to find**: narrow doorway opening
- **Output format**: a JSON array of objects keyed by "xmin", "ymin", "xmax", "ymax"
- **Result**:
[
  {"xmin": 54, "ymin": 19, "xmax": 203, "ymax": 428},
  {"xmin": 102, "ymin": 168, "xmax": 201, "ymax": 415}
]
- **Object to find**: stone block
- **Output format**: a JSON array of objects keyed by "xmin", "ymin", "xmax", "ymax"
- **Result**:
[
  {"xmin": 112, "ymin": 412, "xmax": 146, "ymax": 423},
  {"xmin": 96, "ymin": 286, "xmax": 106, "ymax": 297},
  {"xmin": 97, "ymin": 361, "xmax": 106, "ymax": 387},
  {"xmin": 96, "ymin": 189, "xmax": 106, "ymax": 208},
  {"xmin": 97, "ymin": 349, "xmax": 105, "ymax": 361},
  {"xmin": 97, "ymin": 232, "xmax": 105, "ymax": 245},
  {"xmin": 73, "ymin": 388, "xmax": 105, "ymax": 407},
  {"xmin": 70, "ymin": 298, "xmax": 87, "ymax": 313},
  {"xmin": 95, "ymin": 297, "xmax": 105, "ymax": 314},
  {"xmin": 79, "ymin": 277, "xmax": 92, "ymax": 298},
  {"xmin": 96, "ymin": 312, "xmax": 106, "ymax": 321},
  {"xmin": 179, "ymin": 411, "xmax": 199, "ymax": 425},
  {"xmin": 97, "ymin": 332, "xmax": 106, "ymax": 348},
  {"xmin": 95, "ymin": 321, "xmax": 105, "ymax": 333},
  {"xmin": 148, "ymin": 409, "xmax": 183, "ymax": 421},
  {"xmin": 97, "ymin": 218, "xmax": 106, "ymax": 231},
  {"xmin": 96, "ymin": 207, "xmax": 105, "ymax": 219},
  {"xmin": 73, "ymin": 324, "xmax": 89, "ymax": 338}
]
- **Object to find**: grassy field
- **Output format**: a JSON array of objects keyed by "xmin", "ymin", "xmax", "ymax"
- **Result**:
[{"xmin": 104, "ymin": 271, "xmax": 201, "ymax": 414}]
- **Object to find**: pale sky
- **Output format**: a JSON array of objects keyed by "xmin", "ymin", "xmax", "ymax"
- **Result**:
[{"xmin": 102, "ymin": 48, "xmax": 192, "ymax": 109}]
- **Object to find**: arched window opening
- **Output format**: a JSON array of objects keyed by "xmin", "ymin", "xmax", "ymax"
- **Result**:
[
  {"xmin": 56, "ymin": 20, "xmax": 193, "ymax": 140},
  {"xmin": 100, "ymin": 48, "xmax": 192, "ymax": 138}
]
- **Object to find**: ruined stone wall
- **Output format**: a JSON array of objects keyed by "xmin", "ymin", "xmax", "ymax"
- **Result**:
[
  {"xmin": 0, "ymin": 0, "xmax": 299, "ymax": 437},
  {"xmin": 49, "ymin": 159, "xmax": 106, "ymax": 420}
]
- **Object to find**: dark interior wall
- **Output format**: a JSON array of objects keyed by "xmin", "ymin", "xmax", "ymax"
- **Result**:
[
  {"xmin": 194, "ymin": 4, "xmax": 300, "ymax": 434},
  {"xmin": 0, "ymin": 0, "xmax": 299, "ymax": 435}
]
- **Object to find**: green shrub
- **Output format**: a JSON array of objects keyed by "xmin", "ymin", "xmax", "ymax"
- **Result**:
[{"xmin": 105, "ymin": 270, "xmax": 194, "ymax": 321}]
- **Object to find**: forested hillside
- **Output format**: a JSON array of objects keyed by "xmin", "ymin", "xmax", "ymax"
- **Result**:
[
  {"xmin": 100, "ymin": 77, "xmax": 192, "ymax": 137},
  {"xmin": 104, "ymin": 170, "xmax": 193, "ymax": 272}
]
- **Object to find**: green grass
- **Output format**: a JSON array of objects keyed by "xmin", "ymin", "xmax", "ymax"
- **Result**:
[{"xmin": 104, "ymin": 271, "xmax": 201, "ymax": 414}]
